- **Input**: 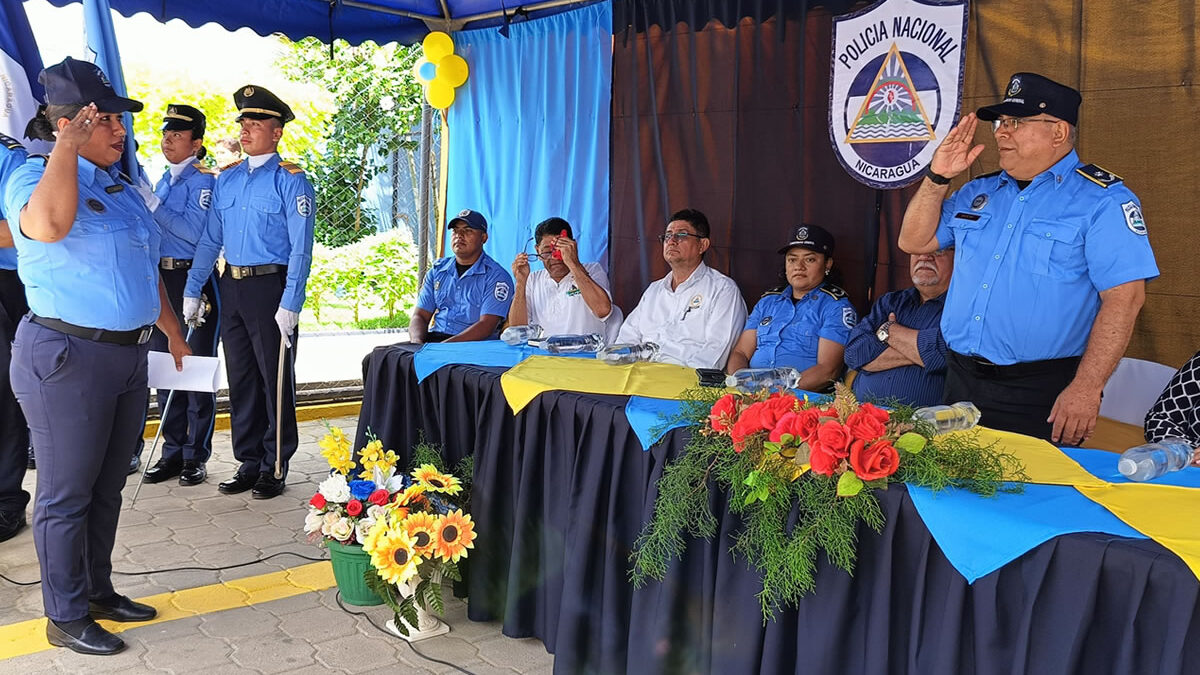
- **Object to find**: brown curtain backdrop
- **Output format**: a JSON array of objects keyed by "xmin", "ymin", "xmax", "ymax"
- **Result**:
[{"xmin": 611, "ymin": 0, "xmax": 1199, "ymax": 368}]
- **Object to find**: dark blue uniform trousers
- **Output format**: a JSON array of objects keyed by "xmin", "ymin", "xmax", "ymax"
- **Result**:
[
  {"xmin": 218, "ymin": 271, "xmax": 298, "ymax": 478},
  {"xmin": 148, "ymin": 267, "xmax": 220, "ymax": 463},
  {"xmin": 0, "ymin": 269, "xmax": 30, "ymax": 514},
  {"xmin": 10, "ymin": 318, "xmax": 149, "ymax": 622}
]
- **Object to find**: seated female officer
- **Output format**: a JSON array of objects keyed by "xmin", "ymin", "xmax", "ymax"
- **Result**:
[
  {"xmin": 4, "ymin": 57, "xmax": 190, "ymax": 656},
  {"xmin": 725, "ymin": 224, "xmax": 857, "ymax": 391}
]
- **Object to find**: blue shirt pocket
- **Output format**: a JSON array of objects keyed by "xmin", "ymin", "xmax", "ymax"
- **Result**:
[{"xmin": 1026, "ymin": 219, "xmax": 1085, "ymax": 279}]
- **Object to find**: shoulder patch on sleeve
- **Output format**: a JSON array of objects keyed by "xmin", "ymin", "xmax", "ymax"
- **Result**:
[
  {"xmin": 1076, "ymin": 164, "xmax": 1123, "ymax": 188},
  {"xmin": 1121, "ymin": 201, "xmax": 1147, "ymax": 235},
  {"xmin": 220, "ymin": 159, "xmax": 244, "ymax": 171},
  {"xmin": 192, "ymin": 162, "xmax": 216, "ymax": 175},
  {"xmin": 818, "ymin": 284, "xmax": 848, "ymax": 300},
  {"xmin": 0, "ymin": 133, "xmax": 23, "ymax": 150},
  {"xmin": 841, "ymin": 306, "xmax": 858, "ymax": 329},
  {"xmin": 278, "ymin": 160, "xmax": 305, "ymax": 175},
  {"xmin": 494, "ymin": 281, "xmax": 510, "ymax": 302}
]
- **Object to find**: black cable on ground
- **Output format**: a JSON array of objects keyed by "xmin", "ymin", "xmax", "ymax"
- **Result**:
[
  {"xmin": 0, "ymin": 550, "xmax": 328, "ymax": 586},
  {"xmin": 334, "ymin": 591, "xmax": 478, "ymax": 675}
]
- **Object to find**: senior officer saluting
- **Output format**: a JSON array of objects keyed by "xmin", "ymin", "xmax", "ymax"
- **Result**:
[
  {"xmin": 409, "ymin": 209, "xmax": 513, "ymax": 343},
  {"xmin": 183, "ymin": 86, "xmax": 315, "ymax": 499},
  {"xmin": 898, "ymin": 72, "xmax": 1158, "ymax": 444},
  {"xmin": 140, "ymin": 104, "xmax": 219, "ymax": 487},
  {"xmin": 0, "ymin": 132, "xmax": 31, "ymax": 543},
  {"xmin": 5, "ymin": 57, "xmax": 191, "ymax": 655}
]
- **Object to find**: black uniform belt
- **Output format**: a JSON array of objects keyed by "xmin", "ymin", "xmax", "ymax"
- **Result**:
[
  {"xmin": 30, "ymin": 315, "xmax": 153, "ymax": 346},
  {"xmin": 948, "ymin": 350, "xmax": 1080, "ymax": 379},
  {"xmin": 160, "ymin": 257, "xmax": 192, "ymax": 270},
  {"xmin": 225, "ymin": 264, "xmax": 286, "ymax": 280}
]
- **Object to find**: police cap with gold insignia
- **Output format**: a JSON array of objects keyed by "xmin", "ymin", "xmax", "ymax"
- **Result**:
[
  {"xmin": 162, "ymin": 103, "xmax": 206, "ymax": 138},
  {"xmin": 39, "ymin": 56, "xmax": 143, "ymax": 112},
  {"xmin": 976, "ymin": 72, "xmax": 1081, "ymax": 126},
  {"xmin": 447, "ymin": 209, "xmax": 488, "ymax": 232},
  {"xmin": 778, "ymin": 223, "xmax": 835, "ymax": 256},
  {"xmin": 233, "ymin": 85, "xmax": 294, "ymax": 124}
]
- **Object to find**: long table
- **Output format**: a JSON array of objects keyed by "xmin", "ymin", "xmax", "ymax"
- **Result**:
[{"xmin": 356, "ymin": 344, "xmax": 1200, "ymax": 674}]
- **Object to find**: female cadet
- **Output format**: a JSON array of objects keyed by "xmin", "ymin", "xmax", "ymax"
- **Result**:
[
  {"xmin": 725, "ymin": 224, "xmax": 857, "ymax": 391},
  {"xmin": 3, "ymin": 57, "xmax": 190, "ymax": 656},
  {"xmin": 139, "ymin": 104, "xmax": 219, "ymax": 487}
]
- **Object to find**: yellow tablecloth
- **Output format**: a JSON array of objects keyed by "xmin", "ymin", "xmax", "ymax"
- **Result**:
[{"xmin": 499, "ymin": 356, "xmax": 699, "ymax": 413}]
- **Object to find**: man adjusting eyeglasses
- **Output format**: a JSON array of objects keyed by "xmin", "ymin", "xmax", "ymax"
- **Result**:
[{"xmin": 898, "ymin": 71, "xmax": 1159, "ymax": 447}]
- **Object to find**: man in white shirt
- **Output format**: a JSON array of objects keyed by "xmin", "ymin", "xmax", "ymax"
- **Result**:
[
  {"xmin": 617, "ymin": 208, "xmax": 747, "ymax": 369},
  {"xmin": 510, "ymin": 217, "xmax": 621, "ymax": 342}
]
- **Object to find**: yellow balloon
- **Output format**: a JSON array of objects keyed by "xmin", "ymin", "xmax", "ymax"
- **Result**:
[
  {"xmin": 426, "ymin": 79, "xmax": 456, "ymax": 109},
  {"xmin": 422, "ymin": 31, "xmax": 454, "ymax": 62},
  {"xmin": 437, "ymin": 54, "xmax": 469, "ymax": 88}
]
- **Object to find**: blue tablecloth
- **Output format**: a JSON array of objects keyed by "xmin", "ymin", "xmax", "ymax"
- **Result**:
[{"xmin": 412, "ymin": 341, "xmax": 591, "ymax": 381}]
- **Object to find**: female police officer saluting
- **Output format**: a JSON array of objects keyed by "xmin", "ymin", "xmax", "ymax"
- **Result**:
[{"xmin": 3, "ymin": 57, "xmax": 190, "ymax": 655}]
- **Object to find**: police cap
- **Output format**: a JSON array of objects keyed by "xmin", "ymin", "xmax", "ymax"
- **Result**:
[
  {"xmin": 447, "ymin": 209, "xmax": 488, "ymax": 232},
  {"xmin": 976, "ymin": 72, "xmax": 1081, "ymax": 126},
  {"xmin": 39, "ymin": 57, "xmax": 143, "ymax": 113},
  {"xmin": 778, "ymin": 224, "xmax": 835, "ymax": 256},
  {"xmin": 233, "ymin": 85, "xmax": 294, "ymax": 125},
  {"xmin": 162, "ymin": 104, "xmax": 207, "ymax": 138}
]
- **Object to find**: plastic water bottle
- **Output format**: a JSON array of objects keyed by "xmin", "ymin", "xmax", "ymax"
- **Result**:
[
  {"xmin": 724, "ymin": 367, "xmax": 801, "ymax": 392},
  {"xmin": 544, "ymin": 333, "xmax": 605, "ymax": 354},
  {"xmin": 501, "ymin": 324, "xmax": 543, "ymax": 346},
  {"xmin": 912, "ymin": 402, "xmax": 981, "ymax": 434},
  {"xmin": 597, "ymin": 342, "xmax": 659, "ymax": 365},
  {"xmin": 1117, "ymin": 437, "xmax": 1195, "ymax": 481}
]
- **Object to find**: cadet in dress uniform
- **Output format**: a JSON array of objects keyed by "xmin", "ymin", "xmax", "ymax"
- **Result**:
[
  {"xmin": 5, "ymin": 57, "xmax": 191, "ymax": 655},
  {"xmin": 140, "ymin": 104, "xmax": 219, "ymax": 487},
  {"xmin": 899, "ymin": 72, "xmax": 1158, "ymax": 444},
  {"xmin": 409, "ymin": 209, "xmax": 514, "ymax": 343},
  {"xmin": 726, "ymin": 225, "xmax": 856, "ymax": 392},
  {"xmin": 183, "ymin": 86, "xmax": 315, "ymax": 499},
  {"xmin": 0, "ymin": 132, "xmax": 31, "ymax": 543}
]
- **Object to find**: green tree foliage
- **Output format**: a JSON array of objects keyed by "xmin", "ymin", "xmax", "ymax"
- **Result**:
[{"xmin": 277, "ymin": 38, "xmax": 425, "ymax": 247}]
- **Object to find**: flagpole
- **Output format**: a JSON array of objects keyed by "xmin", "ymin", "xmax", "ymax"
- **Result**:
[{"xmin": 82, "ymin": 0, "xmax": 139, "ymax": 179}]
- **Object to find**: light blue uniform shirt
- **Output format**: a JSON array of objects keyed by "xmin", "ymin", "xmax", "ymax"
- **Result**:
[
  {"xmin": 934, "ymin": 150, "xmax": 1159, "ymax": 364},
  {"xmin": 0, "ymin": 136, "xmax": 30, "ymax": 270},
  {"xmin": 416, "ymin": 253, "xmax": 514, "ymax": 337},
  {"xmin": 744, "ymin": 284, "xmax": 857, "ymax": 371},
  {"xmin": 154, "ymin": 162, "xmax": 215, "ymax": 259},
  {"xmin": 185, "ymin": 154, "xmax": 315, "ymax": 312},
  {"xmin": 3, "ymin": 157, "xmax": 161, "ymax": 330}
]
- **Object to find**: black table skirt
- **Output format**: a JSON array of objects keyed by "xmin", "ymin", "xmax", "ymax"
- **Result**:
[{"xmin": 356, "ymin": 345, "xmax": 1200, "ymax": 675}]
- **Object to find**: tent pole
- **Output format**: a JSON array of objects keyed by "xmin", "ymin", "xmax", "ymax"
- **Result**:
[{"xmin": 416, "ymin": 101, "xmax": 433, "ymax": 287}]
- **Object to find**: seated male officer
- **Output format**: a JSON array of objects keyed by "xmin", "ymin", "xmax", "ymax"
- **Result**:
[
  {"xmin": 844, "ymin": 248, "xmax": 954, "ymax": 407},
  {"xmin": 408, "ymin": 209, "xmax": 514, "ymax": 343}
]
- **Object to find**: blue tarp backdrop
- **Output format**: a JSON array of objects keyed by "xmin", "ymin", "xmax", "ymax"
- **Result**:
[{"xmin": 446, "ymin": 1, "xmax": 612, "ymax": 275}]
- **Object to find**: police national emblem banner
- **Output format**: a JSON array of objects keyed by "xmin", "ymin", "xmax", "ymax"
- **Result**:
[{"xmin": 829, "ymin": 0, "xmax": 968, "ymax": 189}]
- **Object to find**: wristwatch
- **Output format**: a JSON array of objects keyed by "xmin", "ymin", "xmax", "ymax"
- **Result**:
[{"xmin": 876, "ymin": 320, "xmax": 895, "ymax": 343}]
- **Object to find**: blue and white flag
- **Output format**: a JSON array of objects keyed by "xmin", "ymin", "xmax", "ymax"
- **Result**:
[
  {"xmin": 0, "ymin": 0, "xmax": 50, "ymax": 152},
  {"xmin": 83, "ymin": 0, "xmax": 140, "ymax": 178},
  {"xmin": 828, "ymin": 0, "xmax": 968, "ymax": 189}
]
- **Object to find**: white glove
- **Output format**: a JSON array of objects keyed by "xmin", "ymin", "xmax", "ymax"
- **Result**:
[
  {"xmin": 182, "ymin": 296, "xmax": 203, "ymax": 327},
  {"xmin": 135, "ymin": 174, "xmax": 161, "ymax": 212},
  {"xmin": 275, "ymin": 307, "xmax": 299, "ymax": 348}
]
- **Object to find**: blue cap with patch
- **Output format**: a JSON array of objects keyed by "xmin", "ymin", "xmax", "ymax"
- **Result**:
[
  {"xmin": 39, "ymin": 57, "xmax": 143, "ymax": 113},
  {"xmin": 778, "ymin": 224, "xmax": 835, "ymax": 256},
  {"xmin": 447, "ymin": 209, "xmax": 488, "ymax": 232},
  {"xmin": 976, "ymin": 72, "xmax": 1081, "ymax": 126}
]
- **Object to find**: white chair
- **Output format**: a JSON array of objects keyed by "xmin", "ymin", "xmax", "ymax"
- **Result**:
[{"xmin": 1099, "ymin": 357, "xmax": 1178, "ymax": 426}]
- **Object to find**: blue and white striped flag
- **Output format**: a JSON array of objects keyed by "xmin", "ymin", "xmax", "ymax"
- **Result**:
[
  {"xmin": 0, "ymin": 0, "xmax": 50, "ymax": 152},
  {"xmin": 83, "ymin": 0, "xmax": 140, "ymax": 178}
]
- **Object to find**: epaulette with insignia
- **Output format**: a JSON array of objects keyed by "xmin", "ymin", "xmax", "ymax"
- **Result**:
[
  {"xmin": 1076, "ymin": 164, "xmax": 1122, "ymax": 188},
  {"xmin": 760, "ymin": 285, "xmax": 786, "ymax": 299},
  {"xmin": 278, "ymin": 160, "xmax": 304, "ymax": 175},
  {"xmin": 192, "ymin": 162, "xmax": 216, "ymax": 175},
  {"xmin": 818, "ymin": 284, "xmax": 848, "ymax": 300},
  {"xmin": 220, "ymin": 159, "xmax": 244, "ymax": 171},
  {"xmin": 0, "ymin": 133, "xmax": 23, "ymax": 151}
]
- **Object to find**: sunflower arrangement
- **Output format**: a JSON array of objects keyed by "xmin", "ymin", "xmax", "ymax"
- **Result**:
[
  {"xmin": 363, "ymin": 457, "xmax": 475, "ymax": 636},
  {"xmin": 304, "ymin": 425, "xmax": 404, "ymax": 547}
]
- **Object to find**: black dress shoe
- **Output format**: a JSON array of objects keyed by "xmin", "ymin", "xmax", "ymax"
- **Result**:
[
  {"xmin": 218, "ymin": 472, "xmax": 259, "ymax": 495},
  {"xmin": 46, "ymin": 618, "xmax": 126, "ymax": 655},
  {"xmin": 0, "ymin": 510, "xmax": 26, "ymax": 543},
  {"xmin": 127, "ymin": 454, "xmax": 141, "ymax": 475},
  {"xmin": 88, "ymin": 594, "xmax": 157, "ymax": 622},
  {"xmin": 142, "ymin": 458, "xmax": 182, "ymax": 484},
  {"xmin": 251, "ymin": 474, "xmax": 286, "ymax": 499},
  {"xmin": 179, "ymin": 460, "xmax": 207, "ymax": 486}
]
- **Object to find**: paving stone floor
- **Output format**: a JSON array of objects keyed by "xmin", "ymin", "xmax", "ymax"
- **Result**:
[{"xmin": 0, "ymin": 415, "xmax": 555, "ymax": 674}]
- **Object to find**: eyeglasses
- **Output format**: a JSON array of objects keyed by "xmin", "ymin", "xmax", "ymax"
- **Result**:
[
  {"xmin": 658, "ymin": 232, "xmax": 704, "ymax": 244},
  {"xmin": 991, "ymin": 117, "xmax": 1060, "ymax": 133},
  {"xmin": 522, "ymin": 237, "xmax": 554, "ymax": 259}
]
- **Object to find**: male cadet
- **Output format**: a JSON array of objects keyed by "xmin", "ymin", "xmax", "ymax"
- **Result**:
[
  {"xmin": 898, "ymin": 72, "xmax": 1158, "ymax": 444},
  {"xmin": 0, "ymin": 132, "xmax": 30, "ymax": 542},
  {"xmin": 409, "ymin": 209, "xmax": 514, "ymax": 344},
  {"xmin": 617, "ymin": 208, "xmax": 747, "ymax": 369},
  {"xmin": 183, "ymin": 86, "xmax": 315, "ymax": 499},
  {"xmin": 844, "ymin": 248, "xmax": 954, "ymax": 407}
]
